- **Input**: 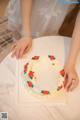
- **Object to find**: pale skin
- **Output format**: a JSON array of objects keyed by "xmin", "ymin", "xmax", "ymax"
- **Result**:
[{"xmin": 11, "ymin": 0, "xmax": 80, "ymax": 91}]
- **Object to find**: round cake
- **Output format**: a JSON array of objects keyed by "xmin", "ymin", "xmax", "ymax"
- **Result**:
[{"xmin": 24, "ymin": 55, "xmax": 65, "ymax": 96}]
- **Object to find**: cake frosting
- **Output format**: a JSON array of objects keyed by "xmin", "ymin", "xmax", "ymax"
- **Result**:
[{"xmin": 24, "ymin": 55, "xmax": 65, "ymax": 96}]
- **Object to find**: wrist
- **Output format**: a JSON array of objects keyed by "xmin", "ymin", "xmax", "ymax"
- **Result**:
[
  {"xmin": 66, "ymin": 54, "xmax": 77, "ymax": 68},
  {"xmin": 21, "ymin": 30, "xmax": 32, "ymax": 38},
  {"xmin": 21, "ymin": 30, "xmax": 39, "ymax": 38},
  {"xmin": 65, "ymin": 60, "xmax": 76, "ymax": 70}
]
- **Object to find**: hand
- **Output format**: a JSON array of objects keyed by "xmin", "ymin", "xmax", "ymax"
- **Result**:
[
  {"xmin": 64, "ymin": 65, "xmax": 79, "ymax": 92},
  {"xmin": 11, "ymin": 37, "xmax": 32, "ymax": 59}
]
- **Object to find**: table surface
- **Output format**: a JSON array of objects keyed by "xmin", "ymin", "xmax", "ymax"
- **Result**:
[{"xmin": 0, "ymin": 36, "xmax": 80, "ymax": 120}]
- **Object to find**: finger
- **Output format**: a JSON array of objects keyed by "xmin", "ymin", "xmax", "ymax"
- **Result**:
[
  {"xmin": 11, "ymin": 45, "xmax": 18, "ymax": 57},
  {"xmin": 26, "ymin": 44, "xmax": 31, "ymax": 52},
  {"xmin": 19, "ymin": 47, "xmax": 26, "ymax": 58},
  {"xmin": 67, "ymin": 81, "xmax": 72, "ymax": 91},
  {"xmin": 11, "ymin": 49, "xmax": 16, "ymax": 57},
  {"xmin": 19, "ymin": 43, "xmax": 31, "ymax": 58},
  {"xmin": 69, "ymin": 80, "xmax": 76, "ymax": 91},
  {"xmin": 11, "ymin": 42, "xmax": 17, "ymax": 51},
  {"xmin": 24, "ymin": 42, "xmax": 32, "ymax": 54},
  {"xmin": 63, "ymin": 74, "xmax": 68, "ymax": 88},
  {"xmin": 69, "ymin": 78, "xmax": 79, "ymax": 91},
  {"xmin": 15, "ymin": 48, "xmax": 21, "ymax": 59},
  {"xmin": 65, "ymin": 75, "xmax": 72, "ymax": 91}
]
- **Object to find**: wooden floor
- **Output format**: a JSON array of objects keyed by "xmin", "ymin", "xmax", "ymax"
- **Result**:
[
  {"xmin": 0, "ymin": 0, "xmax": 9, "ymax": 17},
  {"xmin": 0, "ymin": 0, "xmax": 12, "ymax": 62}
]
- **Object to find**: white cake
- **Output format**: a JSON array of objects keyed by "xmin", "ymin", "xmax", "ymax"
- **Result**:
[{"xmin": 24, "ymin": 55, "xmax": 65, "ymax": 96}]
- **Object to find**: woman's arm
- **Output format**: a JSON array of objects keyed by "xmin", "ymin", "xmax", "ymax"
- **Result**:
[
  {"xmin": 64, "ymin": 11, "xmax": 80, "ymax": 91},
  {"xmin": 67, "ymin": 11, "xmax": 80, "ymax": 67},
  {"xmin": 12, "ymin": 0, "xmax": 32, "ymax": 59},
  {"xmin": 21, "ymin": 0, "xmax": 32, "ymax": 36}
]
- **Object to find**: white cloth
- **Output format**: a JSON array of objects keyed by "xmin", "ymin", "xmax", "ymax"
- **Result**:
[
  {"xmin": 7, "ymin": 0, "xmax": 76, "ymax": 36},
  {"xmin": 0, "ymin": 54, "xmax": 17, "ymax": 93},
  {"xmin": 0, "ymin": 36, "xmax": 80, "ymax": 120}
]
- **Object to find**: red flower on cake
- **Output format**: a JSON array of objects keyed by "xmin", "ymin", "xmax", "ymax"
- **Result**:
[
  {"xmin": 28, "ymin": 71, "xmax": 34, "ymax": 79},
  {"xmin": 27, "ymin": 81, "xmax": 33, "ymax": 88},
  {"xmin": 41, "ymin": 90, "xmax": 50, "ymax": 95},
  {"xmin": 24, "ymin": 63, "xmax": 29, "ymax": 69},
  {"xmin": 24, "ymin": 63, "xmax": 29, "ymax": 73},
  {"xmin": 57, "ymin": 85, "xmax": 63, "ymax": 91},
  {"xmin": 32, "ymin": 56, "xmax": 40, "ymax": 60},
  {"xmin": 60, "ymin": 69, "xmax": 65, "ymax": 77},
  {"xmin": 48, "ymin": 55, "xmax": 55, "ymax": 60}
]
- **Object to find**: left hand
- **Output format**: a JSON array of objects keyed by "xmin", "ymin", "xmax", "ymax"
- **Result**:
[
  {"xmin": 63, "ymin": 65, "xmax": 79, "ymax": 92},
  {"xmin": 11, "ymin": 37, "xmax": 32, "ymax": 59}
]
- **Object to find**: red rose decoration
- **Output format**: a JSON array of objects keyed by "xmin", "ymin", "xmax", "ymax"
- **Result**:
[
  {"xmin": 41, "ymin": 90, "xmax": 50, "ymax": 95},
  {"xmin": 28, "ymin": 71, "xmax": 34, "ymax": 79},
  {"xmin": 24, "ymin": 63, "xmax": 29, "ymax": 73},
  {"xmin": 24, "ymin": 63, "xmax": 29, "ymax": 69},
  {"xmin": 32, "ymin": 56, "xmax": 40, "ymax": 60},
  {"xmin": 57, "ymin": 85, "xmax": 63, "ymax": 91},
  {"xmin": 48, "ymin": 55, "xmax": 55, "ymax": 60},
  {"xmin": 60, "ymin": 69, "xmax": 65, "ymax": 77},
  {"xmin": 27, "ymin": 81, "xmax": 33, "ymax": 88}
]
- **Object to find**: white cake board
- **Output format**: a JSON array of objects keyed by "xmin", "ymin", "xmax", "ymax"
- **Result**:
[{"xmin": 17, "ymin": 36, "xmax": 69, "ymax": 105}]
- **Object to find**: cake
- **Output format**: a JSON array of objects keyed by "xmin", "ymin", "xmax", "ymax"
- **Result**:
[{"xmin": 24, "ymin": 55, "xmax": 65, "ymax": 96}]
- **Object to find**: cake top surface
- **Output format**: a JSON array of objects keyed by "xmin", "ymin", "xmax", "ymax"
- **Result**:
[{"xmin": 24, "ymin": 55, "xmax": 65, "ymax": 96}]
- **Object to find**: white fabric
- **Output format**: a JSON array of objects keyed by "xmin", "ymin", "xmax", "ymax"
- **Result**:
[
  {"xmin": 7, "ymin": 0, "xmax": 76, "ymax": 36},
  {"xmin": 0, "ymin": 36, "xmax": 80, "ymax": 120},
  {"xmin": 0, "ymin": 54, "xmax": 17, "ymax": 93}
]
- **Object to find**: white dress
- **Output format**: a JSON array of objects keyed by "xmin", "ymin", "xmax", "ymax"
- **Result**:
[{"xmin": 7, "ymin": 0, "xmax": 76, "ymax": 38}]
